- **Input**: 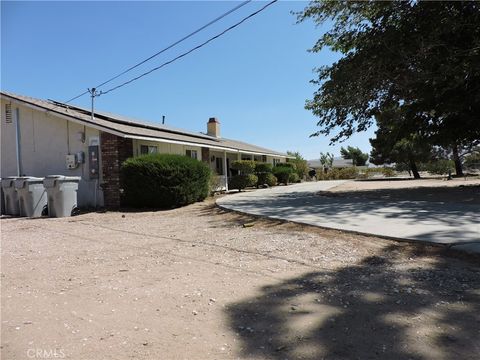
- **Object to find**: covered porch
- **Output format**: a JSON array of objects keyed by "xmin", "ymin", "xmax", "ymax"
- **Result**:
[{"xmin": 204, "ymin": 148, "xmax": 286, "ymax": 192}]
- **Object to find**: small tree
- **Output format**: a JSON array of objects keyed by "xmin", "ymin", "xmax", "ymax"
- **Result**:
[
  {"xmin": 287, "ymin": 151, "xmax": 309, "ymax": 179},
  {"xmin": 273, "ymin": 164, "xmax": 294, "ymax": 185},
  {"xmin": 340, "ymin": 146, "xmax": 368, "ymax": 166},
  {"xmin": 320, "ymin": 152, "xmax": 334, "ymax": 168},
  {"xmin": 229, "ymin": 160, "xmax": 257, "ymax": 191}
]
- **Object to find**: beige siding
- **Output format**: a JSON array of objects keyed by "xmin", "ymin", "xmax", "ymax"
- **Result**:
[
  {"xmin": 132, "ymin": 139, "xmax": 202, "ymax": 158},
  {"xmin": 0, "ymin": 99, "xmax": 102, "ymax": 207}
]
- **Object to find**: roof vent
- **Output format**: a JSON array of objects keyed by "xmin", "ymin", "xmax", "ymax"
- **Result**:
[{"xmin": 4, "ymin": 103, "xmax": 12, "ymax": 123}]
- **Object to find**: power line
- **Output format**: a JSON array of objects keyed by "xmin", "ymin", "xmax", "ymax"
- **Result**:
[
  {"xmin": 99, "ymin": 0, "xmax": 278, "ymax": 96},
  {"xmin": 59, "ymin": 0, "xmax": 252, "ymax": 106}
]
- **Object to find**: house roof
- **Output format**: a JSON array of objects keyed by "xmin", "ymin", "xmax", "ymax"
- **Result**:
[{"xmin": 1, "ymin": 91, "xmax": 290, "ymax": 158}]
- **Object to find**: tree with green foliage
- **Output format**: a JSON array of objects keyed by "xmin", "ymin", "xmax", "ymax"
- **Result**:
[
  {"xmin": 319, "ymin": 152, "xmax": 334, "ymax": 168},
  {"xmin": 297, "ymin": 1, "xmax": 480, "ymax": 175},
  {"xmin": 340, "ymin": 146, "xmax": 368, "ymax": 166},
  {"xmin": 369, "ymin": 109, "xmax": 432, "ymax": 179},
  {"xmin": 287, "ymin": 151, "xmax": 309, "ymax": 179}
]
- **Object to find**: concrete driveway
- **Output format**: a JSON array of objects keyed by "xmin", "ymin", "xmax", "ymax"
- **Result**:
[{"xmin": 217, "ymin": 181, "xmax": 480, "ymax": 253}]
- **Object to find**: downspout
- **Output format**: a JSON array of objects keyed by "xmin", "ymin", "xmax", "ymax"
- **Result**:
[{"xmin": 14, "ymin": 107, "xmax": 22, "ymax": 176}]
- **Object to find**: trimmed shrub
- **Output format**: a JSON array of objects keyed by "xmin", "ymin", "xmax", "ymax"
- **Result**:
[
  {"xmin": 229, "ymin": 174, "xmax": 258, "ymax": 191},
  {"xmin": 121, "ymin": 154, "xmax": 211, "ymax": 208},
  {"xmin": 289, "ymin": 173, "xmax": 300, "ymax": 183},
  {"xmin": 258, "ymin": 172, "xmax": 277, "ymax": 187},
  {"xmin": 255, "ymin": 162, "xmax": 273, "ymax": 173},
  {"xmin": 273, "ymin": 166, "xmax": 294, "ymax": 184},
  {"xmin": 277, "ymin": 162, "xmax": 296, "ymax": 170},
  {"xmin": 231, "ymin": 160, "xmax": 256, "ymax": 174}
]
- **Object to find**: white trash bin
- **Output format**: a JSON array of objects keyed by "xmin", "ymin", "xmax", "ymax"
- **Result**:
[
  {"xmin": 1, "ymin": 177, "xmax": 20, "ymax": 215},
  {"xmin": 43, "ymin": 175, "xmax": 81, "ymax": 217},
  {"xmin": 14, "ymin": 177, "xmax": 47, "ymax": 218}
]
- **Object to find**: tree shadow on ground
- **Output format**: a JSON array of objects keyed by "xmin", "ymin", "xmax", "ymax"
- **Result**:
[{"xmin": 226, "ymin": 244, "xmax": 480, "ymax": 360}]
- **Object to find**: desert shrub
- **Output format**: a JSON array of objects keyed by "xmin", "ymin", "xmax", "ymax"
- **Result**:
[
  {"xmin": 231, "ymin": 160, "xmax": 256, "ymax": 174},
  {"xmin": 338, "ymin": 167, "xmax": 358, "ymax": 179},
  {"xmin": 382, "ymin": 167, "xmax": 396, "ymax": 177},
  {"xmin": 289, "ymin": 173, "xmax": 300, "ymax": 183},
  {"xmin": 210, "ymin": 175, "xmax": 225, "ymax": 193},
  {"xmin": 316, "ymin": 167, "xmax": 359, "ymax": 180},
  {"xmin": 425, "ymin": 159, "xmax": 455, "ymax": 175},
  {"xmin": 229, "ymin": 174, "xmax": 258, "ymax": 191},
  {"xmin": 273, "ymin": 165, "xmax": 294, "ymax": 184},
  {"xmin": 121, "ymin": 154, "xmax": 211, "ymax": 208}
]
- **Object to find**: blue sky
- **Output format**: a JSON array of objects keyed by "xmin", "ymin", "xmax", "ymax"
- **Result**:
[{"xmin": 1, "ymin": 1, "xmax": 376, "ymax": 160}]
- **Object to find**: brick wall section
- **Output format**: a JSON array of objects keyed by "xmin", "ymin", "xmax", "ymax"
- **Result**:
[{"xmin": 100, "ymin": 132, "xmax": 133, "ymax": 208}]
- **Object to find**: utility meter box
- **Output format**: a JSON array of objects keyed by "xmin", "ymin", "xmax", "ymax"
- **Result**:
[{"xmin": 66, "ymin": 154, "xmax": 78, "ymax": 169}]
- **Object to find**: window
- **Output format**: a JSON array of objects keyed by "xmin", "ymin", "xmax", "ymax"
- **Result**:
[
  {"xmin": 273, "ymin": 158, "xmax": 280, "ymax": 166},
  {"xmin": 140, "ymin": 145, "xmax": 157, "ymax": 155},
  {"xmin": 186, "ymin": 149, "xmax": 198, "ymax": 160}
]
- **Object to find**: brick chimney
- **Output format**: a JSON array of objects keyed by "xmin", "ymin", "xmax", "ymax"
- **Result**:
[{"xmin": 207, "ymin": 117, "xmax": 220, "ymax": 138}]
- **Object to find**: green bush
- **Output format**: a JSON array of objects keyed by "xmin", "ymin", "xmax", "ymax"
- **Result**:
[
  {"xmin": 425, "ymin": 159, "xmax": 455, "ymax": 175},
  {"xmin": 231, "ymin": 160, "xmax": 256, "ymax": 174},
  {"xmin": 277, "ymin": 162, "xmax": 296, "ymax": 170},
  {"xmin": 257, "ymin": 172, "xmax": 277, "ymax": 187},
  {"xmin": 273, "ymin": 166, "xmax": 294, "ymax": 184},
  {"xmin": 121, "ymin": 154, "xmax": 211, "ymax": 208},
  {"xmin": 255, "ymin": 162, "xmax": 273, "ymax": 173},
  {"xmin": 229, "ymin": 174, "xmax": 258, "ymax": 191},
  {"xmin": 289, "ymin": 173, "xmax": 300, "ymax": 183},
  {"xmin": 316, "ymin": 167, "xmax": 359, "ymax": 180}
]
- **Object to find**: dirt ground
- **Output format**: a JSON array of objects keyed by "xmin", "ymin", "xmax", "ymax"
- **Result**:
[{"xmin": 1, "ymin": 197, "xmax": 480, "ymax": 360}]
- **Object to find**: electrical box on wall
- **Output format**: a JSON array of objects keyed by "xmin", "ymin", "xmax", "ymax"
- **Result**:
[
  {"xmin": 66, "ymin": 154, "xmax": 78, "ymax": 169},
  {"xmin": 88, "ymin": 145, "xmax": 99, "ymax": 179}
]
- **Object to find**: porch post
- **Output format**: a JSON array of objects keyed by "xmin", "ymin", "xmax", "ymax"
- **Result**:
[{"xmin": 223, "ymin": 150, "xmax": 228, "ymax": 191}]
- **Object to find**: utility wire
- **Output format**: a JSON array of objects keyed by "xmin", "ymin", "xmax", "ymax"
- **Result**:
[
  {"xmin": 99, "ymin": 0, "xmax": 278, "ymax": 96},
  {"xmin": 58, "ymin": 0, "xmax": 252, "ymax": 106}
]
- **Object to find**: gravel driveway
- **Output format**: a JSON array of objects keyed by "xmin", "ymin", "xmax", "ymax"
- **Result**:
[{"xmin": 1, "ymin": 199, "xmax": 479, "ymax": 359}]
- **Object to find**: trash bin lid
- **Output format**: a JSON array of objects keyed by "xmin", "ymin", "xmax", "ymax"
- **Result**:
[
  {"xmin": 14, "ymin": 176, "xmax": 44, "ymax": 188},
  {"xmin": 45, "ymin": 175, "xmax": 81, "ymax": 182},
  {"xmin": 1, "ymin": 177, "xmax": 18, "ymax": 187}
]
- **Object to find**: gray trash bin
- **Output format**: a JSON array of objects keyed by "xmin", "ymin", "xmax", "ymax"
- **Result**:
[
  {"xmin": 1, "ymin": 177, "xmax": 20, "ymax": 215},
  {"xmin": 14, "ymin": 177, "xmax": 47, "ymax": 218},
  {"xmin": 43, "ymin": 175, "xmax": 81, "ymax": 217}
]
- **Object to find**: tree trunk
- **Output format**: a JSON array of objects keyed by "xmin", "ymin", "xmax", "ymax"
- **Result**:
[
  {"xmin": 452, "ymin": 144, "xmax": 464, "ymax": 177},
  {"xmin": 408, "ymin": 155, "xmax": 421, "ymax": 179}
]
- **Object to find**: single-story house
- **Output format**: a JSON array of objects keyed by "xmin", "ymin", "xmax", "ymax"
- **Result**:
[{"xmin": 1, "ymin": 91, "xmax": 290, "ymax": 208}]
